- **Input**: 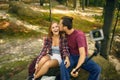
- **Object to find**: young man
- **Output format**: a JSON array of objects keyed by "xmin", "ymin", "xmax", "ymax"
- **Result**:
[{"xmin": 59, "ymin": 16, "xmax": 101, "ymax": 80}]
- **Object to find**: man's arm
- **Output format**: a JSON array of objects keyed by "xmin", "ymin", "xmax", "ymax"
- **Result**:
[
  {"xmin": 75, "ymin": 47, "xmax": 86, "ymax": 69},
  {"xmin": 71, "ymin": 47, "xmax": 86, "ymax": 77}
]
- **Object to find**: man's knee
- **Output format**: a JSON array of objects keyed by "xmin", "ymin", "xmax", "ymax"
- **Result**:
[{"xmin": 95, "ymin": 64, "xmax": 101, "ymax": 74}]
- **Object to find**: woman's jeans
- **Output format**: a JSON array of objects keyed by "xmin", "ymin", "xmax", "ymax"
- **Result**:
[{"xmin": 60, "ymin": 54, "xmax": 101, "ymax": 80}]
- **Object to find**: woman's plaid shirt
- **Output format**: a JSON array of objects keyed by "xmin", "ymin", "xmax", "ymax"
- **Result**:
[{"xmin": 36, "ymin": 36, "xmax": 70, "ymax": 64}]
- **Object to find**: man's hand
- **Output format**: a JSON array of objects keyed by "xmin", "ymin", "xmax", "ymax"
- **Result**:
[
  {"xmin": 71, "ymin": 68, "xmax": 79, "ymax": 77},
  {"xmin": 64, "ymin": 56, "xmax": 70, "ymax": 68}
]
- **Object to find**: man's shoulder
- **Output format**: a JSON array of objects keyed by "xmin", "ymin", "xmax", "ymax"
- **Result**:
[{"xmin": 75, "ymin": 30, "xmax": 84, "ymax": 35}]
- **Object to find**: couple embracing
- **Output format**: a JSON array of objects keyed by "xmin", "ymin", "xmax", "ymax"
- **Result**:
[{"xmin": 28, "ymin": 16, "xmax": 101, "ymax": 80}]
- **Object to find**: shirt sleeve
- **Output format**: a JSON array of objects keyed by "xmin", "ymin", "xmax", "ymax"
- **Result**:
[
  {"xmin": 76, "ymin": 33, "xmax": 86, "ymax": 48},
  {"xmin": 36, "ymin": 37, "xmax": 49, "ymax": 64},
  {"xmin": 62, "ymin": 37, "xmax": 70, "ymax": 59}
]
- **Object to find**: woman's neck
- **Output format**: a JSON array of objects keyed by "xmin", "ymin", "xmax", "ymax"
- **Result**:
[
  {"xmin": 52, "ymin": 35, "xmax": 60, "ymax": 46},
  {"xmin": 52, "ymin": 35, "xmax": 60, "ymax": 38}
]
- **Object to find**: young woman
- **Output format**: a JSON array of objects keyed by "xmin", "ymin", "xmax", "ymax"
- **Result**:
[{"xmin": 34, "ymin": 22, "xmax": 70, "ymax": 80}]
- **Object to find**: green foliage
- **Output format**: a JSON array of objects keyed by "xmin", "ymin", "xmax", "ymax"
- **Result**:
[
  {"xmin": 51, "ymin": 13, "xmax": 97, "ymax": 32},
  {"xmin": 116, "ymin": 0, "xmax": 120, "ymax": 10},
  {"xmin": 86, "ymin": 0, "xmax": 105, "ymax": 7},
  {"xmin": 72, "ymin": 15, "xmax": 95, "ymax": 32},
  {"xmin": 93, "ymin": 15, "xmax": 104, "ymax": 23}
]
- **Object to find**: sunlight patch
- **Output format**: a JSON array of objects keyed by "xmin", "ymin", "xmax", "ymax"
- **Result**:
[{"xmin": 41, "ymin": 76, "xmax": 56, "ymax": 80}]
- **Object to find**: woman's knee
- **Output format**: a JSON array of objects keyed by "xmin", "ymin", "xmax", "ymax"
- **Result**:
[
  {"xmin": 40, "ymin": 55, "xmax": 50, "ymax": 62},
  {"xmin": 45, "ymin": 59, "xmax": 59, "ymax": 68},
  {"xmin": 44, "ymin": 60, "xmax": 51, "ymax": 67}
]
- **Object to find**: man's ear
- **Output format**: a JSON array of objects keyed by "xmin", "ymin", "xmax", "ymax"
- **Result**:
[{"xmin": 64, "ymin": 26, "xmax": 68, "ymax": 30}]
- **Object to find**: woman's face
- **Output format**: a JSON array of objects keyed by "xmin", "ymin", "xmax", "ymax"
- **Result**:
[{"xmin": 51, "ymin": 23, "xmax": 59, "ymax": 35}]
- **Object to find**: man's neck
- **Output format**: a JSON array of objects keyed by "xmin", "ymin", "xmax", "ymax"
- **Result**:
[{"xmin": 66, "ymin": 29, "xmax": 74, "ymax": 35}]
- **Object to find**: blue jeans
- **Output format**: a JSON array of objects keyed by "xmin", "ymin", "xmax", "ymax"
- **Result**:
[{"xmin": 60, "ymin": 54, "xmax": 101, "ymax": 80}]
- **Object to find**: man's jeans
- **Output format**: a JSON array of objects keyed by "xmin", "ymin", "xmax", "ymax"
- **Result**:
[{"xmin": 60, "ymin": 54, "xmax": 101, "ymax": 80}]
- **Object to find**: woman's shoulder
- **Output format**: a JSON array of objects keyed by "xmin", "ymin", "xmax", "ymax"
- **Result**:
[
  {"xmin": 43, "ymin": 37, "xmax": 52, "ymax": 41},
  {"xmin": 60, "ymin": 36, "xmax": 67, "ymax": 43}
]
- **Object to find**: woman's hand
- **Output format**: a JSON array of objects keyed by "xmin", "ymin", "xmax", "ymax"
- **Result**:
[
  {"xmin": 35, "ymin": 64, "xmax": 39, "ymax": 75},
  {"xmin": 35, "ymin": 64, "xmax": 38, "ymax": 70},
  {"xmin": 64, "ymin": 56, "xmax": 70, "ymax": 68},
  {"xmin": 71, "ymin": 68, "xmax": 79, "ymax": 77}
]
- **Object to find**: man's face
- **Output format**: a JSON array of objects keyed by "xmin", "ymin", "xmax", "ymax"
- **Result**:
[{"xmin": 59, "ymin": 20, "xmax": 64, "ymax": 31}]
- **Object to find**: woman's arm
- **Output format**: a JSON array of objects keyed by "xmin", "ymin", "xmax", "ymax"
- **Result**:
[
  {"xmin": 62, "ymin": 37, "xmax": 70, "ymax": 58},
  {"xmin": 36, "ymin": 37, "xmax": 49, "ymax": 64},
  {"xmin": 61, "ymin": 37, "xmax": 70, "ymax": 68}
]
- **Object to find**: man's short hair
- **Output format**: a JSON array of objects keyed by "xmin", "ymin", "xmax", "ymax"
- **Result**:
[{"xmin": 61, "ymin": 16, "xmax": 73, "ymax": 30}]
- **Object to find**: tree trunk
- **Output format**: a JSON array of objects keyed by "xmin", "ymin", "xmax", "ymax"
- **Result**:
[
  {"xmin": 49, "ymin": 0, "xmax": 52, "ymax": 22},
  {"xmin": 82, "ymin": 0, "xmax": 85, "ymax": 10},
  {"xmin": 40, "ymin": 0, "xmax": 44, "ymax": 6},
  {"xmin": 94, "ymin": 0, "xmax": 98, "ymax": 6},
  {"xmin": 65, "ymin": 0, "xmax": 68, "ymax": 7},
  {"xmin": 85, "ymin": 0, "xmax": 89, "ymax": 7},
  {"xmin": 100, "ymin": 0, "xmax": 116, "ymax": 59},
  {"xmin": 73, "ymin": 0, "xmax": 80, "ymax": 10},
  {"xmin": 73, "ymin": 0, "xmax": 77, "ymax": 9}
]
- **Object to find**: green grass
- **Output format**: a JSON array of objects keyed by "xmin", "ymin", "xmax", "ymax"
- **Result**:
[
  {"xmin": 73, "ymin": 15, "xmax": 94, "ymax": 32},
  {"xmin": 0, "ymin": 30, "xmax": 42, "ymax": 40},
  {"xmin": 9, "ymin": 10, "xmax": 100, "ymax": 33},
  {"xmin": 9, "ymin": 68, "xmax": 28, "ymax": 80},
  {"xmin": 0, "ymin": 61, "xmax": 29, "ymax": 79}
]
